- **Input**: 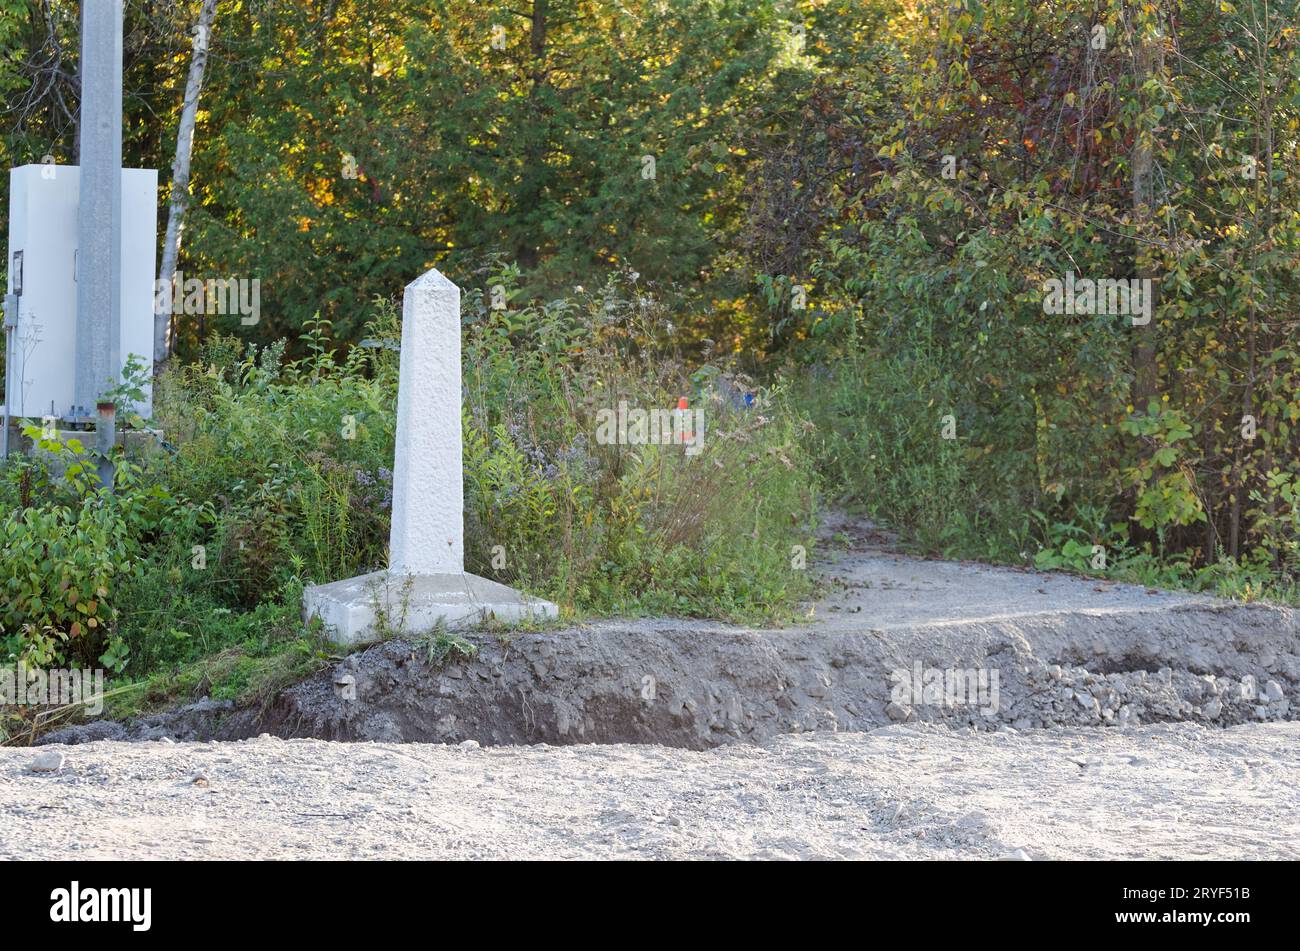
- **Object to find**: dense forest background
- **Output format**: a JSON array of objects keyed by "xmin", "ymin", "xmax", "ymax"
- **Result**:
[
  {"xmin": 2, "ymin": 1, "xmax": 1299, "ymax": 696},
  {"xmin": 3, "ymin": 0, "xmax": 835, "ymax": 348}
]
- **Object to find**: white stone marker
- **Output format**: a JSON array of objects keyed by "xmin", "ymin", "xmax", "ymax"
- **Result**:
[
  {"xmin": 389, "ymin": 268, "xmax": 463, "ymax": 575},
  {"xmin": 303, "ymin": 268, "xmax": 557, "ymax": 644}
]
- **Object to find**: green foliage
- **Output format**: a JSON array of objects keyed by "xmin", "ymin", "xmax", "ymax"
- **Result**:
[
  {"xmin": 411, "ymin": 621, "xmax": 478, "ymax": 668},
  {"xmin": 796, "ymin": 348, "xmax": 1034, "ymax": 562},
  {"xmin": 461, "ymin": 268, "xmax": 819, "ymax": 620},
  {"xmin": 1033, "ymin": 539, "xmax": 1101, "ymax": 574},
  {"xmin": 147, "ymin": 0, "xmax": 794, "ymax": 351},
  {"xmin": 780, "ymin": 0, "xmax": 1299, "ymax": 593},
  {"xmin": 1119, "ymin": 402, "xmax": 1205, "ymax": 533},
  {"xmin": 2, "ymin": 281, "xmax": 817, "ymax": 716},
  {"xmin": 103, "ymin": 353, "xmax": 154, "ymax": 430},
  {"xmin": 0, "ymin": 424, "xmax": 192, "ymax": 671},
  {"xmin": 0, "ymin": 501, "xmax": 132, "ymax": 670},
  {"xmin": 5, "ymin": 0, "xmax": 1299, "ymax": 731}
]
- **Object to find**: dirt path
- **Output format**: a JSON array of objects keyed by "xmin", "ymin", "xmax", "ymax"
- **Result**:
[{"xmin": 3, "ymin": 722, "xmax": 1297, "ymax": 860}]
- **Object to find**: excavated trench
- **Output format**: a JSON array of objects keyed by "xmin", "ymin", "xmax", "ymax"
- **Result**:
[
  {"xmin": 238, "ymin": 606, "xmax": 1298, "ymax": 747},
  {"xmin": 31, "ymin": 516, "xmax": 1298, "ymax": 748},
  {"xmin": 41, "ymin": 560, "xmax": 1300, "ymax": 749}
]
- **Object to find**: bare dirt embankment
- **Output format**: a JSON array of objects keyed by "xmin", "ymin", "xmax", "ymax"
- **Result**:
[{"xmin": 41, "ymin": 517, "xmax": 1299, "ymax": 747}]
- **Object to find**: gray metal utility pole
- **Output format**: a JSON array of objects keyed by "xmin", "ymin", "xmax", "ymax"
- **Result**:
[{"xmin": 74, "ymin": 0, "xmax": 124, "ymax": 418}]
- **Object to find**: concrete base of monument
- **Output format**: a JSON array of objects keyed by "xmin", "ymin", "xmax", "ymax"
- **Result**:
[{"xmin": 303, "ymin": 570, "xmax": 558, "ymax": 645}]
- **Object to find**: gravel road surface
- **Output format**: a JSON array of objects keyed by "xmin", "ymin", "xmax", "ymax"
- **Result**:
[{"xmin": 3, "ymin": 721, "xmax": 1296, "ymax": 860}]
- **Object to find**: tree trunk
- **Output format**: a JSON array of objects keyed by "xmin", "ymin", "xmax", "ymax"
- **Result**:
[
  {"xmin": 156, "ymin": 0, "xmax": 219, "ymax": 366},
  {"xmin": 1130, "ymin": 18, "xmax": 1162, "ymax": 407},
  {"xmin": 515, "ymin": 0, "xmax": 549, "ymax": 271}
]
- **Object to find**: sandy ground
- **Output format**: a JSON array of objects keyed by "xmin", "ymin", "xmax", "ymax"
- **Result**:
[{"xmin": 3, "ymin": 721, "xmax": 1297, "ymax": 860}]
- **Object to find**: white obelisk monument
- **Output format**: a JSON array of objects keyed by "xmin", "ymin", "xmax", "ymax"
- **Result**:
[{"xmin": 303, "ymin": 268, "xmax": 556, "ymax": 644}]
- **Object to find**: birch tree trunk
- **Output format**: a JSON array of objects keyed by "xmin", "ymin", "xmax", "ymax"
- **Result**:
[{"xmin": 155, "ymin": 0, "xmax": 219, "ymax": 366}]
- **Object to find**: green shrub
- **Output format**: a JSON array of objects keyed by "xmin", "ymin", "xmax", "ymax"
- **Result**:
[
  {"xmin": 0, "ymin": 500, "xmax": 133, "ymax": 670},
  {"xmin": 0, "ymin": 430, "xmax": 178, "ymax": 671},
  {"xmin": 2, "ymin": 277, "xmax": 819, "ymax": 704},
  {"xmin": 460, "ymin": 267, "xmax": 819, "ymax": 621}
]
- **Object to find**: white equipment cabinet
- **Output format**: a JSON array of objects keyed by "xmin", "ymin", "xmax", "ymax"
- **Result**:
[{"xmin": 4, "ymin": 163, "xmax": 158, "ymax": 422}]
